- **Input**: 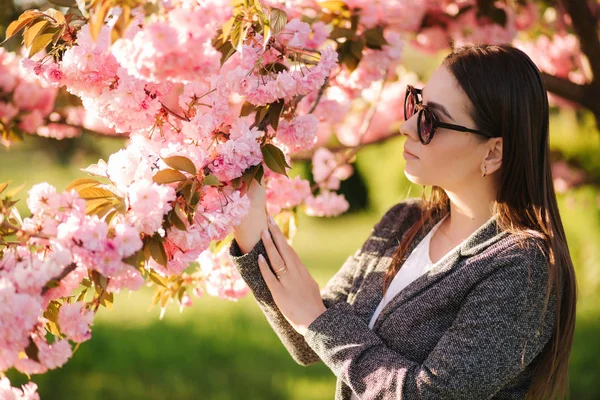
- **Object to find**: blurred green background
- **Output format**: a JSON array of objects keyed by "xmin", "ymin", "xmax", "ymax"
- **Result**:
[{"xmin": 2, "ymin": 48, "xmax": 600, "ymax": 399}]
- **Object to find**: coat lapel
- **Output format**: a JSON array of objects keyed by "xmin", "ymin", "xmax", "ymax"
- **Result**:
[{"xmin": 362, "ymin": 206, "xmax": 509, "ymax": 332}]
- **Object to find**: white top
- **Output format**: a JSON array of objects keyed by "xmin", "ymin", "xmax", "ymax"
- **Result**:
[{"xmin": 350, "ymin": 213, "xmax": 467, "ymax": 400}]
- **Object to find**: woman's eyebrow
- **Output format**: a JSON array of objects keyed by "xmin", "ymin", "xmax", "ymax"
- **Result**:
[
  {"xmin": 427, "ymin": 101, "xmax": 454, "ymax": 121},
  {"xmin": 422, "ymin": 86, "xmax": 454, "ymax": 121}
]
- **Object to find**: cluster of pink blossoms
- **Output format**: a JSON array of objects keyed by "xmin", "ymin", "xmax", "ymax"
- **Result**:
[
  {"xmin": 0, "ymin": 48, "xmax": 117, "ymax": 142},
  {"xmin": 0, "ymin": 376, "xmax": 39, "ymax": 400},
  {"xmin": 195, "ymin": 244, "xmax": 250, "ymax": 302},
  {"xmin": 0, "ymin": 48, "xmax": 57, "ymax": 144}
]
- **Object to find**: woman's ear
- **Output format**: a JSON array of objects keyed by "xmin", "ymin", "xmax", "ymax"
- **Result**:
[{"xmin": 483, "ymin": 137, "xmax": 503, "ymax": 175}]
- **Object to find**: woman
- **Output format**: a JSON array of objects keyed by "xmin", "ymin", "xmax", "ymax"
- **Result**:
[{"xmin": 230, "ymin": 44, "xmax": 577, "ymax": 400}]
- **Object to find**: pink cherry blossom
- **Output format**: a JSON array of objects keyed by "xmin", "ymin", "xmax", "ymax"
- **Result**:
[
  {"xmin": 36, "ymin": 337, "xmax": 72, "ymax": 369},
  {"xmin": 198, "ymin": 245, "xmax": 249, "ymax": 301},
  {"xmin": 305, "ymin": 191, "xmax": 350, "ymax": 217},
  {"xmin": 27, "ymin": 183, "xmax": 61, "ymax": 215},
  {"xmin": 265, "ymin": 174, "xmax": 312, "ymax": 215},
  {"xmin": 312, "ymin": 148, "xmax": 353, "ymax": 190},
  {"xmin": 0, "ymin": 377, "xmax": 39, "ymax": 400},
  {"xmin": 274, "ymin": 114, "xmax": 319, "ymax": 153},
  {"xmin": 58, "ymin": 301, "xmax": 94, "ymax": 343},
  {"xmin": 127, "ymin": 180, "xmax": 176, "ymax": 234}
]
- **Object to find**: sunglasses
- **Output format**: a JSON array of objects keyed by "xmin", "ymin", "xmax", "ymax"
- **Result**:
[{"xmin": 404, "ymin": 85, "xmax": 494, "ymax": 145}]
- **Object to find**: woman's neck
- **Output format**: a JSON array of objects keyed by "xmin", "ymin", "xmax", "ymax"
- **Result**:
[{"xmin": 440, "ymin": 190, "xmax": 497, "ymax": 243}]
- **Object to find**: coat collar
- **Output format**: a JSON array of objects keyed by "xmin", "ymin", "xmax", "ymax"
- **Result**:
[{"xmin": 361, "ymin": 201, "xmax": 510, "ymax": 331}]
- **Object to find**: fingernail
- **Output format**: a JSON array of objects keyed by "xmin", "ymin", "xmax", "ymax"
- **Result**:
[
  {"xmin": 262, "ymin": 229, "xmax": 269, "ymax": 237},
  {"xmin": 258, "ymin": 254, "xmax": 264, "ymax": 262},
  {"xmin": 268, "ymin": 216, "xmax": 275, "ymax": 225}
]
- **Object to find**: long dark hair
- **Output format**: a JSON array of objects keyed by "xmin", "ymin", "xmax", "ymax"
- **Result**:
[{"xmin": 383, "ymin": 44, "xmax": 577, "ymax": 400}]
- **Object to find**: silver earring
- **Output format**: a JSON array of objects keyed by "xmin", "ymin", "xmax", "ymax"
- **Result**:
[{"xmin": 481, "ymin": 165, "xmax": 487, "ymax": 178}]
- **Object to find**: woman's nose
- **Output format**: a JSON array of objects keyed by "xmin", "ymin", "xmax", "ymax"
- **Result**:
[{"xmin": 399, "ymin": 114, "xmax": 419, "ymax": 142}]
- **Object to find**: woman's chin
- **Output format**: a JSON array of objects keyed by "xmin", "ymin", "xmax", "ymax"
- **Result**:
[{"xmin": 403, "ymin": 169, "xmax": 425, "ymax": 185}]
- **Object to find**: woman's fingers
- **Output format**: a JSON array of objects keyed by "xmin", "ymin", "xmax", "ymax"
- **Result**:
[
  {"xmin": 266, "ymin": 217, "xmax": 297, "ymax": 267},
  {"xmin": 257, "ymin": 254, "xmax": 279, "ymax": 289},
  {"xmin": 261, "ymin": 228, "xmax": 286, "ymax": 273}
]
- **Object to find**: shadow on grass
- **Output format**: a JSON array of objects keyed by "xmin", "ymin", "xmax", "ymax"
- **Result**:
[{"xmin": 6, "ymin": 306, "xmax": 336, "ymax": 400}]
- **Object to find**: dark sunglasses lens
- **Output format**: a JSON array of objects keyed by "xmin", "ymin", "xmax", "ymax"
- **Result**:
[
  {"xmin": 404, "ymin": 90, "xmax": 415, "ymax": 120},
  {"xmin": 419, "ymin": 109, "xmax": 434, "ymax": 143}
]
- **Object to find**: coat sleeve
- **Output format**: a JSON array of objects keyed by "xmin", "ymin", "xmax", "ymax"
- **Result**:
[
  {"xmin": 228, "ymin": 238, "xmax": 363, "ymax": 366},
  {"xmin": 301, "ymin": 241, "xmax": 557, "ymax": 399},
  {"xmin": 228, "ymin": 201, "xmax": 412, "ymax": 366}
]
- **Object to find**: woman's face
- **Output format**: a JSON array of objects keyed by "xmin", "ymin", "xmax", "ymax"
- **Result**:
[{"xmin": 399, "ymin": 65, "xmax": 496, "ymax": 190}]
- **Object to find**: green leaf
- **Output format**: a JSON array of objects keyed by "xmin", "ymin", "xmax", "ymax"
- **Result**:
[
  {"xmin": 44, "ymin": 301, "xmax": 60, "ymax": 323},
  {"xmin": 231, "ymin": 19, "xmax": 245, "ymax": 50},
  {"xmin": 92, "ymin": 201, "xmax": 116, "ymax": 219},
  {"xmin": 48, "ymin": 0, "xmax": 77, "ymax": 6},
  {"xmin": 254, "ymin": 105, "xmax": 269, "ymax": 127},
  {"xmin": 261, "ymin": 144, "xmax": 290, "ymax": 176},
  {"xmin": 213, "ymin": 36, "xmax": 236, "ymax": 66},
  {"xmin": 241, "ymin": 163, "xmax": 264, "ymax": 190},
  {"xmin": 330, "ymin": 27, "xmax": 355, "ymax": 40},
  {"xmin": 78, "ymin": 187, "xmax": 115, "ymax": 200},
  {"xmin": 28, "ymin": 32, "xmax": 55, "ymax": 57},
  {"xmin": 268, "ymin": 99, "xmax": 284, "ymax": 131},
  {"xmin": 160, "ymin": 289, "xmax": 171, "ymax": 307},
  {"xmin": 148, "ymin": 238, "xmax": 168, "ymax": 268},
  {"xmin": 222, "ymin": 17, "xmax": 235, "ymax": 39},
  {"xmin": 350, "ymin": 38, "xmax": 364, "ymax": 59},
  {"xmin": 168, "ymin": 208, "xmax": 188, "ymax": 231},
  {"xmin": 123, "ymin": 250, "xmax": 145, "ymax": 269},
  {"xmin": 177, "ymin": 286, "xmax": 187, "ymax": 303},
  {"xmin": 363, "ymin": 27, "xmax": 387, "ymax": 49},
  {"xmin": 319, "ymin": 0, "xmax": 349, "ymax": 14},
  {"xmin": 2, "ymin": 11, "xmax": 41, "ymax": 43},
  {"xmin": 99, "ymin": 290, "xmax": 114, "ymax": 309},
  {"xmin": 76, "ymin": 288, "xmax": 88, "ymax": 302},
  {"xmin": 149, "ymin": 271, "xmax": 168, "ymax": 288},
  {"xmin": 202, "ymin": 174, "xmax": 223, "ymax": 187},
  {"xmin": 180, "ymin": 181, "xmax": 194, "ymax": 203},
  {"xmin": 24, "ymin": 338, "xmax": 40, "ymax": 362},
  {"xmin": 91, "ymin": 270, "xmax": 108, "ymax": 291},
  {"xmin": 151, "ymin": 286, "xmax": 164, "ymax": 305},
  {"xmin": 4, "ymin": 183, "xmax": 24, "ymax": 198},
  {"xmin": 46, "ymin": 321, "xmax": 61, "ymax": 336},
  {"xmin": 4, "ymin": 20, "xmax": 30, "ymax": 43},
  {"xmin": 0, "ymin": 181, "xmax": 10, "ymax": 196},
  {"xmin": 269, "ymin": 8, "xmax": 288, "ymax": 35},
  {"xmin": 339, "ymin": 40, "xmax": 361, "ymax": 72},
  {"xmin": 85, "ymin": 198, "xmax": 111, "ymax": 214},
  {"xmin": 252, "ymin": 0, "xmax": 264, "ymax": 14},
  {"xmin": 153, "ymin": 169, "xmax": 187, "ymax": 184},
  {"xmin": 24, "ymin": 20, "xmax": 49, "ymax": 48},
  {"xmin": 162, "ymin": 156, "xmax": 197, "ymax": 175},
  {"xmin": 66, "ymin": 178, "xmax": 100, "ymax": 192},
  {"xmin": 240, "ymin": 101, "xmax": 258, "ymax": 117}
]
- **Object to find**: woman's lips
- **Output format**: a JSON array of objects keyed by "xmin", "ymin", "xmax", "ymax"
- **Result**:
[{"xmin": 403, "ymin": 147, "xmax": 418, "ymax": 159}]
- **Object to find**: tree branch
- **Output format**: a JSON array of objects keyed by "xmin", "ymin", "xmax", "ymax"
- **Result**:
[
  {"xmin": 563, "ymin": 0, "xmax": 600, "ymax": 82},
  {"xmin": 291, "ymin": 129, "xmax": 403, "ymax": 162},
  {"xmin": 541, "ymin": 72, "xmax": 600, "ymax": 130}
]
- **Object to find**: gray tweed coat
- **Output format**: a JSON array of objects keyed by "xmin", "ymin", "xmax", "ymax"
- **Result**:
[{"xmin": 229, "ymin": 198, "xmax": 557, "ymax": 399}]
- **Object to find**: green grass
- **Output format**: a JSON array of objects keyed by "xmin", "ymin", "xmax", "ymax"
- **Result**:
[{"xmin": 2, "ymin": 109, "xmax": 600, "ymax": 399}]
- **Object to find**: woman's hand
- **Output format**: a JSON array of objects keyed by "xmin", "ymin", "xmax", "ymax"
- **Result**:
[
  {"xmin": 257, "ymin": 215, "xmax": 327, "ymax": 336},
  {"xmin": 239, "ymin": 171, "xmax": 266, "ymax": 212},
  {"xmin": 233, "ymin": 170, "xmax": 268, "ymax": 254}
]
